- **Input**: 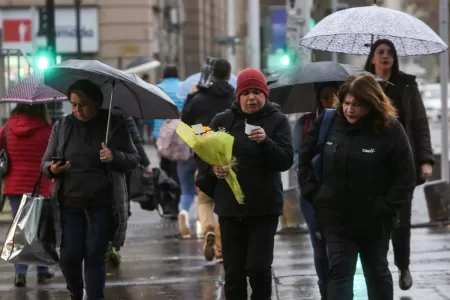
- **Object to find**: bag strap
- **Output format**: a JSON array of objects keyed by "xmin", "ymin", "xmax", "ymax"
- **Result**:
[
  {"xmin": 32, "ymin": 172, "xmax": 43, "ymax": 197},
  {"xmin": 317, "ymin": 109, "xmax": 336, "ymax": 149}
]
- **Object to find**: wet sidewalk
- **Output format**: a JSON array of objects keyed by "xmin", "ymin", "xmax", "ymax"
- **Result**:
[{"xmin": 0, "ymin": 145, "xmax": 448, "ymax": 299}]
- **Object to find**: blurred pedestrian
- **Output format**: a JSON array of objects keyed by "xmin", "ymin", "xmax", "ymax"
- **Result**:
[
  {"xmin": 210, "ymin": 68, "xmax": 293, "ymax": 299},
  {"xmin": 292, "ymin": 81, "xmax": 340, "ymax": 299},
  {"xmin": 181, "ymin": 59, "xmax": 235, "ymax": 256},
  {"xmin": 364, "ymin": 39, "xmax": 434, "ymax": 290},
  {"xmin": 41, "ymin": 79, "xmax": 139, "ymax": 300},
  {"xmin": 298, "ymin": 74, "xmax": 416, "ymax": 300},
  {"xmin": 0, "ymin": 104, "xmax": 54, "ymax": 287}
]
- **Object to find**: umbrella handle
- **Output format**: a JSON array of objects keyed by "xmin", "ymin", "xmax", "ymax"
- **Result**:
[{"xmin": 105, "ymin": 81, "xmax": 116, "ymax": 146}]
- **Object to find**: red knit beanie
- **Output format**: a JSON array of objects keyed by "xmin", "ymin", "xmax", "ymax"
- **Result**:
[{"xmin": 235, "ymin": 68, "xmax": 269, "ymax": 98}]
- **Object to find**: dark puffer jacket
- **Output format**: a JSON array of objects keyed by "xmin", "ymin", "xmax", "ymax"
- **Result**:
[
  {"xmin": 41, "ymin": 110, "xmax": 139, "ymax": 247},
  {"xmin": 210, "ymin": 101, "xmax": 293, "ymax": 217},
  {"xmin": 298, "ymin": 113, "xmax": 416, "ymax": 237}
]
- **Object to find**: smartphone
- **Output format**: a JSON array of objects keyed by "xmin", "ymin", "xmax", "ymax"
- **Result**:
[{"xmin": 52, "ymin": 157, "xmax": 66, "ymax": 164}]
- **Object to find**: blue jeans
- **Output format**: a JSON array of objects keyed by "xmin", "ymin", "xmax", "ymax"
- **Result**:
[
  {"xmin": 59, "ymin": 206, "xmax": 114, "ymax": 300},
  {"xmin": 176, "ymin": 157, "xmax": 196, "ymax": 212},
  {"xmin": 9, "ymin": 195, "xmax": 50, "ymax": 275},
  {"xmin": 300, "ymin": 197, "xmax": 329, "ymax": 294}
]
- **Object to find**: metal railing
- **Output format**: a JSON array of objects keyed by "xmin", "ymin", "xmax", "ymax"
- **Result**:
[{"xmin": 0, "ymin": 48, "xmax": 34, "ymax": 125}]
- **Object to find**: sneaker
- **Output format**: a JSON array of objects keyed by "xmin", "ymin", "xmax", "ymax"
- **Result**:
[
  {"xmin": 216, "ymin": 256, "xmax": 223, "ymax": 264},
  {"xmin": 178, "ymin": 210, "xmax": 191, "ymax": 238},
  {"xmin": 203, "ymin": 231, "xmax": 216, "ymax": 261},
  {"xmin": 37, "ymin": 271, "xmax": 54, "ymax": 284},
  {"xmin": 14, "ymin": 273, "xmax": 26, "ymax": 287}
]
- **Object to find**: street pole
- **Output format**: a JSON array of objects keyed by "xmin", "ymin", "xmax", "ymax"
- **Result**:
[
  {"xmin": 439, "ymin": 0, "xmax": 449, "ymax": 182},
  {"xmin": 331, "ymin": 0, "xmax": 338, "ymax": 62},
  {"xmin": 248, "ymin": 0, "xmax": 261, "ymax": 69},
  {"xmin": 286, "ymin": 0, "xmax": 313, "ymax": 66},
  {"xmin": 227, "ymin": 0, "xmax": 236, "ymax": 72},
  {"xmin": 75, "ymin": 0, "xmax": 82, "ymax": 59},
  {"xmin": 46, "ymin": 0, "xmax": 56, "ymax": 65}
]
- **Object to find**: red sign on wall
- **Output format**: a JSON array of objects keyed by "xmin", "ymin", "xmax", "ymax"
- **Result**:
[{"xmin": 2, "ymin": 19, "xmax": 32, "ymax": 43}]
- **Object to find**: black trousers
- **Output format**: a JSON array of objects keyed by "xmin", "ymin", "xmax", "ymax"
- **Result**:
[
  {"xmin": 219, "ymin": 215, "xmax": 279, "ymax": 300},
  {"xmin": 160, "ymin": 156, "xmax": 180, "ymax": 215},
  {"xmin": 391, "ymin": 201, "xmax": 412, "ymax": 269},
  {"xmin": 325, "ymin": 230, "xmax": 393, "ymax": 300}
]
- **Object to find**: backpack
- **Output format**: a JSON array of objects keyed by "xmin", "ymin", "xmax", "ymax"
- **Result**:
[
  {"xmin": 156, "ymin": 119, "xmax": 192, "ymax": 161},
  {"xmin": 311, "ymin": 109, "xmax": 336, "ymax": 182}
]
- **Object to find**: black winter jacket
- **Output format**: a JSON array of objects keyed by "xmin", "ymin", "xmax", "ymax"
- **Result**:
[
  {"xmin": 181, "ymin": 81, "xmax": 235, "ymax": 126},
  {"xmin": 210, "ymin": 101, "xmax": 293, "ymax": 217},
  {"xmin": 384, "ymin": 71, "xmax": 434, "ymax": 185},
  {"xmin": 298, "ymin": 113, "xmax": 416, "ymax": 237}
]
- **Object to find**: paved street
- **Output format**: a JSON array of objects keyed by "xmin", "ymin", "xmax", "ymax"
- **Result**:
[{"xmin": 0, "ymin": 144, "xmax": 448, "ymax": 299}]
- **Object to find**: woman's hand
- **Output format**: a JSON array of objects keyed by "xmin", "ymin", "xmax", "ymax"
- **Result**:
[
  {"xmin": 213, "ymin": 166, "xmax": 230, "ymax": 179},
  {"xmin": 50, "ymin": 160, "xmax": 71, "ymax": 175},
  {"xmin": 248, "ymin": 126, "xmax": 266, "ymax": 143},
  {"xmin": 420, "ymin": 163, "xmax": 433, "ymax": 180},
  {"xmin": 100, "ymin": 142, "xmax": 114, "ymax": 163}
]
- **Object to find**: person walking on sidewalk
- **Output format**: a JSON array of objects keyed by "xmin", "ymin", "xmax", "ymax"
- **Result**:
[
  {"xmin": 364, "ymin": 39, "xmax": 434, "ymax": 290},
  {"xmin": 292, "ymin": 82, "xmax": 340, "ymax": 299},
  {"xmin": 181, "ymin": 59, "xmax": 235, "ymax": 260},
  {"xmin": 209, "ymin": 68, "xmax": 293, "ymax": 299},
  {"xmin": 0, "ymin": 104, "xmax": 54, "ymax": 287},
  {"xmin": 298, "ymin": 74, "xmax": 416, "ymax": 300},
  {"xmin": 41, "ymin": 79, "xmax": 139, "ymax": 300}
]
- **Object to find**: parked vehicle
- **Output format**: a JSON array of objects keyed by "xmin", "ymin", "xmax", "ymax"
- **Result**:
[{"xmin": 419, "ymin": 83, "xmax": 450, "ymax": 121}]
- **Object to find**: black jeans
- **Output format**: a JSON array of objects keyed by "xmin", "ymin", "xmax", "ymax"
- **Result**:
[
  {"xmin": 219, "ymin": 215, "xmax": 279, "ymax": 300},
  {"xmin": 391, "ymin": 201, "xmax": 412, "ymax": 269},
  {"xmin": 59, "ymin": 206, "xmax": 114, "ymax": 300},
  {"xmin": 325, "ymin": 230, "xmax": 393, "ymax": 300}
]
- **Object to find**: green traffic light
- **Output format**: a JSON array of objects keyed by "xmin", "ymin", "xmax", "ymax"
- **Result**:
[
  {"xmin": 37, "ymin": 56, "xmax": 49, "ymax": 70},
  {"xmin": 281, "ymin": 55, "xmax": 290, "ymax": 66}
]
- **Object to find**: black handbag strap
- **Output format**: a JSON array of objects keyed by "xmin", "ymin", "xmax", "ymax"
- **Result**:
[{"xmin": 32, "ymin": 172, "xmax": 43, "ymax": 197}]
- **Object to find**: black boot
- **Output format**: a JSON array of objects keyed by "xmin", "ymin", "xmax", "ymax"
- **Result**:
[
  {"xmin": 14, "ymin": 274, "xmax": 26, "ymax": 287},
  {"xmin": 319, "ymin": 286, "xmax": 327, "ymax": 300},
  {"xmin": 399, "ymin": 268, "xmax": 413, "ymax": 290}
]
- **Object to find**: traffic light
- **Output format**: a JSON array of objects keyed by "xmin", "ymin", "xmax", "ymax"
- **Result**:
[
  {"xmin": 281, "ymin": 54, "xmax": 291, "ymax": 66},
  {"xmin": 34, "ymin": 47, "xmax": 54, "ymax": 71}
]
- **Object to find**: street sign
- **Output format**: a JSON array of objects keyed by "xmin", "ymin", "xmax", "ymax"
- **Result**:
[{"xmin": 2, "ymin": 19, "xmax": 32, "ymax": 43}]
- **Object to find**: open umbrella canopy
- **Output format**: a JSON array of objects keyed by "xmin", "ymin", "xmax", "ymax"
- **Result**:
[
  {"xmin": 177, "ymin": 72, "xmax": 238, "ymax": 99},
  {"xmin": 0, "ymin": 73, "xmax": 67, "ymax": 104},
  {"xmin": 268, "ymin": 61, "xmax": 382, "ymax": 114},
  {"xmin": 300, "ymin": 4, "xmax": 448, "ymax": 56},
  {"xmin": 44, "ymin": 60, "xmax": 179, "ymax": 120}
]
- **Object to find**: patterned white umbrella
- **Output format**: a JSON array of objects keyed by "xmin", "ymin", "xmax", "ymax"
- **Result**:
[
  {"xmin": 300, "ymin": 5, "xmax": 448, "ymax": 56},
  {"xmin": 0, "ymin": 73, "xmax": 67, "ymax": 104}
]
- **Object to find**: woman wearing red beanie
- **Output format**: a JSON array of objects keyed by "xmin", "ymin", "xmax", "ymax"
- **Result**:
[{"xmin": 208, "ymin": 68, "xmax": 293, "ymax": 299}]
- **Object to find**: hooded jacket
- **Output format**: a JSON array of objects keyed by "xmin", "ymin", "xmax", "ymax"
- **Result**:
[
  {"xmin": 298, "ymin": 113, "xmax": 416, "ymax": 237},
  {"xmin": 210, "ymin": 101, "xmax": 293, "ymax": 217},
  {"xmin": 0, "ymin": 114, "xmax": 52, "ymax": 196},
  {"xmin": 181, "ymin": 81, "xmax": 235, "ymax": 126}
]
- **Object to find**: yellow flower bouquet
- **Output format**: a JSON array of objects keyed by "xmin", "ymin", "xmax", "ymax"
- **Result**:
[{"xmin": 176, "ymin": 121, "xmax": 244, "ymax": 204}]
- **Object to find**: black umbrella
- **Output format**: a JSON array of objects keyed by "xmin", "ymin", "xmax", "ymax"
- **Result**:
[
  {"xmin": 268, "ymin": 61, "xmax": 382, "ymax": 114},
  {"xmin": 44, "ymin": 60, "xmax": 179, "ymax": 144}
]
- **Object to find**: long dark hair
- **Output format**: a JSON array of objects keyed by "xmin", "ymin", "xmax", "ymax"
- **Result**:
[
  {"xmin": 11, "ymin": 104, "xmax": 51, "ymax": 124},
  {"xmin": 364, "ymin": 39, "xmax": 399, "ymax": 77}
]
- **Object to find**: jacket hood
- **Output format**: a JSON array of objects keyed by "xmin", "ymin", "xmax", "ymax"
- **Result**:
[
  {"xmin": 205, "ymin": 81, "xmax": 235, "ymax": 98},
  {"xmin": 231, "ymin": 100, "xmax": 281, "ymax": 118},
  {"xmin": 8, "ymin": 114, "xmax": 49, "ymax": 137}
]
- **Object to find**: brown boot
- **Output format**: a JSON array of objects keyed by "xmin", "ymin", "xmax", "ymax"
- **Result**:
[
  {"xmin": 215, "ymin": 222, "xmax": 223, "ymax": 263},
  {"xmin": 203, "ymin": 228, "xmax": 216, "ymax": 261}
]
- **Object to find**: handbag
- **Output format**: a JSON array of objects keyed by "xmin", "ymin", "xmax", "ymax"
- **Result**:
[
  {"xmin": 0, "ymin": 172, "xmax": 59, "ymax": 266},
  {"xmin": 0, "ymin": 125, "xmax": 9, "ymax": 179}
]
